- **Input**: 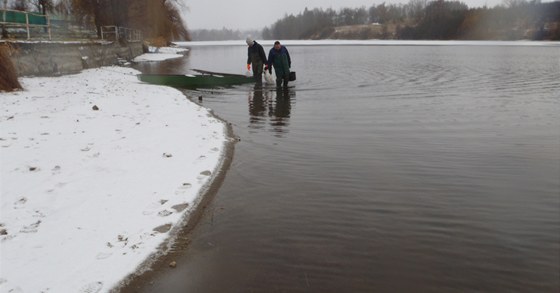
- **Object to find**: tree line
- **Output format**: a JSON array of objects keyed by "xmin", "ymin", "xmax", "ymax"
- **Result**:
[
  {"xmin": 3, "ymin": 0, "xmax": 190, "ymax": 41},
  {"xmin": 262, "ymin": 0, "xmax": 560, "ymax": 40},
  {"xmin": 190, "ymin": 28, "xmax": 261, "ymax": 41}
]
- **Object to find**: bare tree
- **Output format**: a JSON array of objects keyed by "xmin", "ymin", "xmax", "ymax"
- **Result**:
[
  {"xmin": 33, "ymin": 0, "xmax": 53, "ymax": 14},
  {"xmin": 12, "ymin": 0, "xmax": 27, "ymax": 11},
  {"xmin": 406, "ymin": 0, "xmax": 428, "ymax": 21},
  {"xmin": 70, "ymin": 0, "xmax": 109, "ymax": 38},
  {"xmin": 49, "ymin": 0, "xmax": 189, "ymax": 41}
]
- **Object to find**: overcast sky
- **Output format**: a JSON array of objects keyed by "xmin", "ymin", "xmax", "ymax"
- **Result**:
[{"xmin": 182, "ymin": 0, "xmax": 507, "ymax": 30}]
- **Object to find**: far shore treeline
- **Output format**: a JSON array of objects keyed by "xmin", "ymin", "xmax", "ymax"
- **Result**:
[
  {"xmin": 263, "ymin": 0, "xmax": 560, "ymax": 40},
  {"xmin": 3, "ymin": 0, "xmax": 558, "ymax": 41}
]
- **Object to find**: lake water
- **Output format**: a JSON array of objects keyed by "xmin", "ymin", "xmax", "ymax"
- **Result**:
[{"xmin": 131, "ymin": 41, "xmax": 560, "ymax": 292}]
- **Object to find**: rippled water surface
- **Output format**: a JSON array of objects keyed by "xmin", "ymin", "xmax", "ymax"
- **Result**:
[{"xmin": 132, "ymin": 42, "xmax": 560, "ymax": 292}]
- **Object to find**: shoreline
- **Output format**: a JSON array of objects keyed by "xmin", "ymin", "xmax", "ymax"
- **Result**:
[
  {"xmin": 114, "ymin": 110, "xmax": 236, "ymax": 293},
  {"xmin": 0, "ymin": 66, "xmax": 233, "ymax": 293}
]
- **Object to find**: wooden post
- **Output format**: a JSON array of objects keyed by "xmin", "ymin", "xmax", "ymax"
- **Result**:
[
  {"xmin": 25, "ymin": 12, "xmax": 30, "ymax": 39},
  {"xmin": 47, "ymin": 13, "xmax": 51, "ymax": 40}
]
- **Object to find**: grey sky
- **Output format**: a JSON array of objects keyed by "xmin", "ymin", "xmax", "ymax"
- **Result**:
[{"xmin": 183, "ymin": 0, "xmax": 507, "ymax": 30}]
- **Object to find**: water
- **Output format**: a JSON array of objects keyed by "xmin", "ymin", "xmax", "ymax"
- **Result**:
[{"xmin": 130, "ymin": 42, "xmax": 560, "ymax": 292}]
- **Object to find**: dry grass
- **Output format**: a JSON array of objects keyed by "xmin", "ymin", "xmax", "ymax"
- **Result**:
[
  {"xmin": 0, "ymin": 44, "xmax": 22, "ymax": 92},
  {"xmin": 145, "ymin": 36, "xmax": 168, "ymax": 48}
]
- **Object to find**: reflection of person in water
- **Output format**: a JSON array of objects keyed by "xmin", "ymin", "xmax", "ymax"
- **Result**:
[
  {"xmin": 248, "ymin": 86, "xmax": 295, "ymax": 135},
  {"xmin": 248, "ymin": 84, "xmax": 266, "ymax": 126},
  {"xmin": 273, "ymin": 88, "xmax": 291, "ymax": 123}
]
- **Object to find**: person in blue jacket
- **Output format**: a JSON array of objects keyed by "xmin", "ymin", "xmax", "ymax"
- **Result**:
[{"xmin": 266, "ymin": 41, "xmax": 291, "ymax": 88}]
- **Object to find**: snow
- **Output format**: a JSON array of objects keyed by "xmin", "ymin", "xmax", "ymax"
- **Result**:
[
  {"xmin": 157, "ymin": 47, "xmax": 189, "ymax": 54},
  {"xmin": 133, "ymin": 53, "xmax": 183, "ymax": 62},
  {"xmin": 148, "ymin": 46, "xmax": 189, "ymax": 55},
  {"xmin": 0, "ymin": 67, "xmax": 228, "ymax": 293},
  {"xmin": 133, "ymin": 46, "xmax": 189, "ymax": 62}
]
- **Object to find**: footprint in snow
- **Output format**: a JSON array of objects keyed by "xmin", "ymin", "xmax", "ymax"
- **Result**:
[
  {"xmin": 197, "ymin": 170, "xmax": 212, "ymax": 181},
  {"xmin": 14, "ymin": 197, "xmax": 27, "ymax": 206},
  {"xmin": 96, "ymin": 252, "xmax": 112, "ymax": 260},
  {"xmin": 20, "ymin": 220, "xmax": 41, "ymax": 233},
  {"xmin": 142, "ymin": 200, "xmax": 169, "ymax": 215},
  {"xmin": 51, "ymin": 165, "xmax": 61, "ymax": 175},
  {"xmin": 79, "ymin": 281, "xmax": 103, "ymax": 293},
  {"xmin": 33, "ymin": 210, "xmax": 45, "ymax": 218},
  {"xmin": 174, "ymin": 183, "xmax": 192, "ymax": 196},
  {"xmin": 5, "ymin": 286, "xmax": 23, "ymax": 293},
  {"xmin": 158, "ymin": 210, "xmax": 173, "ymax": 217},
  {"xmin": 171, "ymin": 203, "xmax": 189, "ymax": 213},
  {"xmin": 153, "ymin": 223, "xmax": 172, "ymax": 233}
]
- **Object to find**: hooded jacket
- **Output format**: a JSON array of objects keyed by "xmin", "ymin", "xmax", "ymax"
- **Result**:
[
  {"xmin": 267, "ymin": 45, "xmax": 291, "ymax": 77},
  {"xmin": 247, "ymin": 41, "xmax": 267, "ymax": 65}
]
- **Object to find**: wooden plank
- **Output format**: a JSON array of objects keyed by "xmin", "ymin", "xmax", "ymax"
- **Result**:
[{"xmin": 192, "ymin": 68, "xmax": 246, "ymax": 77}]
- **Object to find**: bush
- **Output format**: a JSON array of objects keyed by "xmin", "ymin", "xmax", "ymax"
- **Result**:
[
  {"xmin": 145, "ymin": 37, "xmax": 168, "ymax": 47},
  {"xmin": 0, "ymin": 44, "xmax": 22, "ymax": 92}
]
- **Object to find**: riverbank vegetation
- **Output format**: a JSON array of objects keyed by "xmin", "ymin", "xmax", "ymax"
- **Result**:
[
  {"xmin": 262, "ymin": 0, "xmax": 560, "ymax": 40},
  {"xmin": 3, "ymin": 0, "xmax": 190, "ymax": 41},
  {"xmin": 0, "ymin": 44, "xmax": 22, "ymax": 92}
]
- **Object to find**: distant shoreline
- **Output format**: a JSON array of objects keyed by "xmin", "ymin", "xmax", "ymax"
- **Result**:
[{"xmin": 177, "ymin": 40, "xmax": 560, "ymax": 47}]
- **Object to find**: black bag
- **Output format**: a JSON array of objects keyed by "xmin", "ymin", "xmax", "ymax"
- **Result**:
[{"xmin": 289, "ymin": 71, "xmax": 296, "ymax": 81}]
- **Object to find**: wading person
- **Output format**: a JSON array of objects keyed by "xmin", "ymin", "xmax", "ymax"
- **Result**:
[
  {"xmin": 267, "ymin": 41, "xmax": 292, "ymax": 88},
  {"xmin": 246, "ymin": 37, "xmax": 267, "ymax": 85}
]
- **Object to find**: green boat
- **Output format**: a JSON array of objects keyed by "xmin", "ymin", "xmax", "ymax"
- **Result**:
[{"xmin": 137, "ymin": 69, "xmax": 255, "ymax": 88}]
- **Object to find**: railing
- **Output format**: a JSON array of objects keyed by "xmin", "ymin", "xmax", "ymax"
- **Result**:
[
  {"xmin": 101, "ymin": 26, "xmax": 142, "ymax": 42},
  {"xmin": 1, "ymin": 9, "xmax": 51, "ymax": 40}
]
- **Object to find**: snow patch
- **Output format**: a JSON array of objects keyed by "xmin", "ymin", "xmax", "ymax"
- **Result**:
[
  {"xmin": 133, "ymin": 46, "xmax": 189, "ymax": 62},
  {"xmin": 0, "ymin": 66, "xmax": 227, "ymax": 292},
  {"xmin": 133, "ymin": 53, "xmax": 183, "ymax": 62}
]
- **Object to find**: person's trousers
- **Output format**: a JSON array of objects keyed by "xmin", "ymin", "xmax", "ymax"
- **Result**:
[
  {"xmin": 252, "ymin": 63, "xmax": 263, "ymax": 84},
  {"xmin": 276, "ymin": 74, "xmax": 288, "ymax": 87}
]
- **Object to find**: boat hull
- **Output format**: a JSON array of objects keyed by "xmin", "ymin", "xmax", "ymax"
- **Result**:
[{"xmin": 137, "ymin": 73, "xmax": 255, "ymax": 88}]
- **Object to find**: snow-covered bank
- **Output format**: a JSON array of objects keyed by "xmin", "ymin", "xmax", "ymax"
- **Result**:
[
  {"xmin": 0, "ymin": 67, "xmax": 228, "ymax": 293},
  {"xmin": 133, "ymin": 46, "xmax": 189, "ymax": 62}
]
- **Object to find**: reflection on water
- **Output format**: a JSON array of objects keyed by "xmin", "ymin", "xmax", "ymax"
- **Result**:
[
  {"xmin": 248, "ymin": 85, "xmax": 294, "ymax": 137},
  {"xmin": 129, "ymin": 43, "xmax": 560, "ymax": 293}
]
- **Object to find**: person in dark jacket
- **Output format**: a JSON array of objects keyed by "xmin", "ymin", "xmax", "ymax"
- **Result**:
[
  {"xmin": 246, "ymin": 37, "xmax": 267, "ymax": 85},
  {"xmin": 267, "ymin": 41, "xmax": 291, "ymax": 88}
]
